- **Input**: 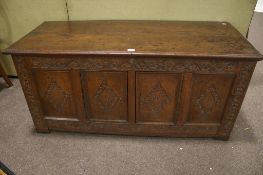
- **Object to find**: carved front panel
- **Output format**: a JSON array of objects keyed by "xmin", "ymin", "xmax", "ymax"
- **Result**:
[
  {"xmin": 187, "ymin": 73, "xmax": 235, "ymax": 124},
  {"xmin": 32, "ymin": 57, "xmax": 238, "ymax": 73},
  {"xmin": 33, "ymin": 70, "xmax": 77, "ymax": 119},
  {"xmin": 136, "ymin": 72, "xmax": 182, "ymax": 124},
  {"xmin": 81, "ymin": 71, "xmax": 128, "ymax": 122}
]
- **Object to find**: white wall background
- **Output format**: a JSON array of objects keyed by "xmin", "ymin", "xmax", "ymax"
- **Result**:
[
  {"xmin": 255, "ymin": 0, "xmax": 263, "ymax": 12},
  {"xmin": 248, "ymin": 0, "xmax": 263, "ymax": 54}
]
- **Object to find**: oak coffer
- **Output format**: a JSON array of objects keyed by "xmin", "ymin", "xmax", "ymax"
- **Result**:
[{"xmin": 3, "ymin": 21, "xmax": 263, "ymax": 140}]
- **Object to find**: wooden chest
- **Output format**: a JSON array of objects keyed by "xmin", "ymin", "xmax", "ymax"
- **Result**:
[{"xmin": 4, "ymin": 21, "xmax": 262, "ymax": 140}]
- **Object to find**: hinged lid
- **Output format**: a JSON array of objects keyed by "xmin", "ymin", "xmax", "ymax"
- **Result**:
[{"xmin": 3, "ymin": 20, "xmax": 263, "ymax": 60}]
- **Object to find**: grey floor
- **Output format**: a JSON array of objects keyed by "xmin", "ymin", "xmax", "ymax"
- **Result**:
[{"xmin": 0, "ymin": 62, "xmax": 263, "ymax": 175}]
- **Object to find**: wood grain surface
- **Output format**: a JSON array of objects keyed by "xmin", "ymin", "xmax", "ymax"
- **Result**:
[
  {"xmin": 6, "ymin": 21, "xmax": 262, "ymax": 140},
  {"xmin": 3, "ymin": 21, "xmax": 263, "ymax": 60}
]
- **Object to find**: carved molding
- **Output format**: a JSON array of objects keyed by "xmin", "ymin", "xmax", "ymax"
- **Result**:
[
  {"xmin": 14, "ymin": 57, "xmax": 48, "ymax": 131},
  {"xmin": 43, "ymin": 75, "xmax": 72, "ymax": 114},
  {"xmin": 194, "ymin": 84, "xmax": 221, "ymax": 116},
  {"xmin": 140, "ymin": 81, "xmax": 171, "ymax": 115},
  {"xmin": 15, "ymin": 56, "xmax": 256, "ymax": 138},
  {"xmin": 217, "ymin": 62, "xmax": 256, "ymax": 138},
  {"xmin": 31, "ymin": 57, "xmax": 237, "ymax": 73},
  {"xmin": 94, "ymin": 80, "xmax": 121, "ymax": 112}
]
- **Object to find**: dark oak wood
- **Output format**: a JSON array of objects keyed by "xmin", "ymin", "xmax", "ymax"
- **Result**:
[
  {"xmin": 3, "ymin": 20, "xmax": 263, "ymax": 140},
  {"xmin": 136, "ymin": 72, "xmax": 182, "ymax": 125},
  {"xmin": 3, "ymin": 21, "xmax": 262, "ymax": 60},
  {"xmin": 32, "ymin": 70, "xmax": 79, "ymax": 119},
  {"xmin": 0, "ymin": 62, "xmax": 13, "ymax": 88},
  {"xmin": 81, "ymin": 71, "xmax": 128, "ymax": 123},
  {"xmin": 187, "ymin": 73, "xmax": 235, "ymax": 124},
  {"xmin": 12, "ymin": 57, "xmax": 49, "ymax": 132}
]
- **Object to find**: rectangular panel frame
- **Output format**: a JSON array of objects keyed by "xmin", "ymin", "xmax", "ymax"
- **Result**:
[
  {"xmin": 80, "ymin": 71, "xmax": 129, "ymax": 123},
  {"xmin": 135, "ymin": 71, "xmax": 183, "ymax": 125},
  {"xmin": 32, "ymin": 68, "xmax": 86, "ymax": 122}
]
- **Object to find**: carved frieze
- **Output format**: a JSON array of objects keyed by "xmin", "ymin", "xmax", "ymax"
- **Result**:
[{"xmin": 31, "ymin": 57, "xmax": 237, "ymax": 73}]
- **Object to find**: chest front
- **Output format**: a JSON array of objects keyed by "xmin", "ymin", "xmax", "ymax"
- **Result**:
[{"xmin": 4, "ymin": 21, "xmax": 262, "ymax": 140}]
